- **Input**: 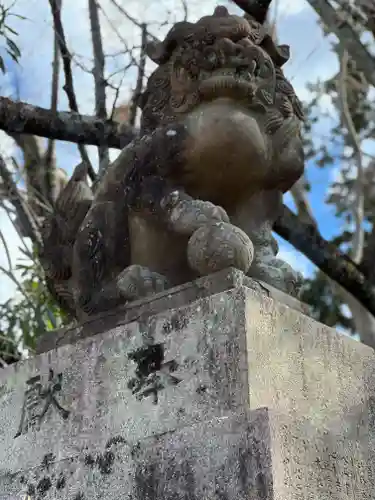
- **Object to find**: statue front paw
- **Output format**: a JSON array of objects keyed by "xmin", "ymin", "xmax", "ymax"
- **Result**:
[
  {"xmin": 117, "ymin": 265, "xmax": 171, "ymax": 301},
  {"xmin": 249, "ymin": 258, "xmax": 303, "ymax": 298},
  {"xmin": 187, "ymin": 221, "xmax": 254, "ymax": 276},
  {"xmin": 164, "ymin": 196, "xmax": 230, "ymax": 235}
]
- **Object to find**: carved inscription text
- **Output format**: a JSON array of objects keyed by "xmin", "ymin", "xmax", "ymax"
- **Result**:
[
  {"xmin": 15, "ymin": 368, "xmax": 70, "ymax": 437},
  {"xmin": 128, "ymin": 344, "xmax": 181, "ymax": 404}
]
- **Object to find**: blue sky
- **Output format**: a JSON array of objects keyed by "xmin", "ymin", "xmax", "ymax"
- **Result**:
[{"xmin": 0, "ymin": 0, "xmax": 347, "ymax": 301}]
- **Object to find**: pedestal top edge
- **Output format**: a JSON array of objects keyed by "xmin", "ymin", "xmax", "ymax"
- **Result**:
[{"xmin": 35, "ymin": 268, "xmax": 310, "ymax": 355}]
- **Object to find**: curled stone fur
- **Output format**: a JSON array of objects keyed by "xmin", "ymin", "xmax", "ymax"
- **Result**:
[{"xmin": 41, "ymin": 6, "xmax": 305, "ymax": 320}]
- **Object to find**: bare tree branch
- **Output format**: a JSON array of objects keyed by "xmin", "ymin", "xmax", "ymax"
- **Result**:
[
  {"xmin": 180, "ymin": 0, "xmax": 188, "ymax": 21},
  {"xmin": 361, "ymin": 218, "xmax": 375, "ymax": 282},
  {"xmin": 48, "ymin": 0, "xmax": 95, "ymax": 180},
  {"xmin": 8, "ymin": 135, "xmax": 44, "ymax": 215},
  {"xmin": 290, "ymin": 171, "xmax": 375, "ymax": 347},
  {"xmin": 338, "ymin": 48, "xmax": 365, "ymax": 264},
  {"xmin": 108, "ymin": 0, "xmax": 158, "ymax": 41},
  {"xmin": 98, "ymin": 3, "xmax": 141, "ymax": 69},
  {"xmin": 44, "ymin": 0, "xmax": 61, "ymax": 194},
  {"xmin": 88, "ymin": 0, "xmax": 110, "ymax": 175},
  {"xmin": 305, "ymin": 0, "xmax": 375, "ymax": 87},
  {"xmin": 336, "ymin": 0, "xmax": 375, "ymax": 38},
  {"xmin": 274, "ymin": 204, "xmax": 375, "ymax": 317},
  {"xmin": 7, "ymin": 61, "xmax": 54, "ymax": 212},
  {"xmin": 357, "ymin": 0, "xmax": 375, "ymax": 36},
  {"xmin": 0, "ymin": 200, "xmax": 30, "ymax": 256},
  {"xmin": 0, "ymin": 154, "xmax": 42, "ymax": 249},
  {"xmin": 0, "ymin": 229, "xmax": 12, "ymax": 270},
  {"xmin": 0, "ymin": 97, "xmax": 137, "ymax": 148},
  {"xmin": 129, "ymin": 23, "xmax": 147, "ymax": 127},
  {"xmin": 290, "ymin": 176, "xmax": 318, "ymax": 227},
  {"xmin": 289, "ymin": 126, "xmax": 375, "ymax": 346}
]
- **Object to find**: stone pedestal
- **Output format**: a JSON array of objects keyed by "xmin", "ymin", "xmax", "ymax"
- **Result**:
[{"xmin": 0, "ymin": 269, "xmax": 374, "ymax": 499}]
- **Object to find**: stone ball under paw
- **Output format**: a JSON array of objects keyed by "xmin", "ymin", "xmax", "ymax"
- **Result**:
[{"xmin": 187, "ymin": 221, "xmax": 254, "ymax": 276}]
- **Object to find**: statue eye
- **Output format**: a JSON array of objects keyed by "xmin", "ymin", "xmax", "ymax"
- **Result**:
[
  {"xmin": 202, "ymin": 47, "xmax": 220, "ymax": 69},
  {"xmin": 248, "ymin": 60, "xmax": 258, "ymax": 76},
  {"xmin": 177, "ymin": 67, "xmax": 186, "ymax": 78},
  {"xmin": 206, "ymin": 51, "xmax": 217, "ymax": 64}
]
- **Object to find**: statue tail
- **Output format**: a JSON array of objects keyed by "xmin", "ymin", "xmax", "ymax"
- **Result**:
[{"xmin": 39, "ymin": 162, "xmax": 94, "ymax": 316}]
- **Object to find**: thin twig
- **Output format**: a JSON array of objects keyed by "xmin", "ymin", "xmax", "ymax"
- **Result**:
[
  {"xmin": 180, "ymin": 0, "xmax": 188, "ymax": 21},
  {"xmin": 98, "ymin": 3, "xmax": 144, "ymax": 71},
  {"xmin": 305, "ymin": 0, "xmax": 375, "ymax": 87},
  {"xmin": 361, "ymin": 220, "xmax": 375, "ymax": 283},
  {"xmin": 108, "ymin": 0, "xmax": 158, "ymax": 41},
  {"xmin": 0, "ymin": 263, "xmax": 48, "ymax": 335},
  {"xmin": 88, "ymin": 0, "xmax": 110, "ymax": 175},
  {"xmin": 0, "ymin": 331, "xmax": 21, "ymax": 347},
  {"xmin": 44, "ymin": 0, "xmax": 61, "ymax": 203},
  {"xmin": 338, "ymin": 49, "xmax": 365, "ymax": 264},
  {"xmin": 8, "ymin": 133, "xmax": 49, "ymax": 219},
  {"xmin": 0, "ymin": 229, "xmax": 12, "ymax": 270},
  {"xmin": 48, "ymin": 0, "xmax": 96, "ymax": 181},
  {"xmin": 0, "ymin": 265, "xmax": 37, "ymax": 309},
  {"xmin": 0, "ymin": 154, "xmax": 43, "ymax": 249},
  {"xmin": 290, "ymin": 176, "xmax": 318, "ymax": 227},
  {"xmin": 129, "ymin": 24, "xmax": 147, "ymax": 127},
  {"xmin": 109, "ymin": 72, "xmax": 127, "ymax": 120},
  {"xmin": 0, "ymin": 200, "xmax": 30, "ymax": 255}
]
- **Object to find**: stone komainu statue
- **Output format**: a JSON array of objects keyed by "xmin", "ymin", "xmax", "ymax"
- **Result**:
[{"xmin": 40, "ymin": 4, "xmax": 305, "ymax": 321}]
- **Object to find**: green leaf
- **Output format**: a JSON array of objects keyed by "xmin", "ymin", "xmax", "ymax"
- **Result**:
[
  {"xmin": 6, "ymin": 37, "xmax": 21, "ymax": 58},
  {"xmin": 4, "ymin": 24, "xmax": 18, "ymax": 36},
  {"xmin": 6, "ymin": 48, "xmax": 19, "ymax": 63},
  {"xmin": 0, "ymin": 55, "xmax": 6, "ymax": 74},
  {"xmin": 9, "ymin": 14, "xmax": 27, "ymax": 20}
]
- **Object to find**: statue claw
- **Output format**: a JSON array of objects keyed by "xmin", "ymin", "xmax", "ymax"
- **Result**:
[
  {"xmin": 117, "ymin": 265, "xmax": 171, "ymax": 301},
  {"xmin": 249, "ymin": 258, "xmax": 303, "ymax": 298},
  {"xmin": 166, "ymin": 198, "xmax": 230, "ymax": 236}
]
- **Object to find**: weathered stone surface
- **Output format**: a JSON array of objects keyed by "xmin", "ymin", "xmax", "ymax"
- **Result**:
[
  {"xmin": 244, "ymin": 292, "xmax": 375, "ymax": 499},
  {"xmin": 1, "ymin": 287, "xmax": 251, "ymax": 474},
  {"xmin": 1, "ymin": 276, "xmax": 374, "ymax": 499},
  {"xmin": 36, "ymin": 268, "xmax": 311, "ymax": 354},
  {"xmin": 0, "ymin": 409, "xmax": 274, "ymax": 500}
]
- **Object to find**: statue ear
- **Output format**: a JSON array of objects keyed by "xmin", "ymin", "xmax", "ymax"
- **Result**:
[
  {"xmin": 137, "ymin": 90, "xmax": 148, "ymax": 110},
  {"xmin": 261, "ymin": 37, "xmax": 290, "ymax": 66},
  {"xmin": 233, "ymin": 0, "xmax": 272, "ymax": 24},
  {"xmin": 145, "ymin": 40, "xmax": 167, "ymax": 64},
  {"xmin": 70, "ymin": 162, "xmax": 89, "ymax": 182},
  {"xmin": 145, "ymin": 21, "xmax": 194, "ymax": 65}
]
